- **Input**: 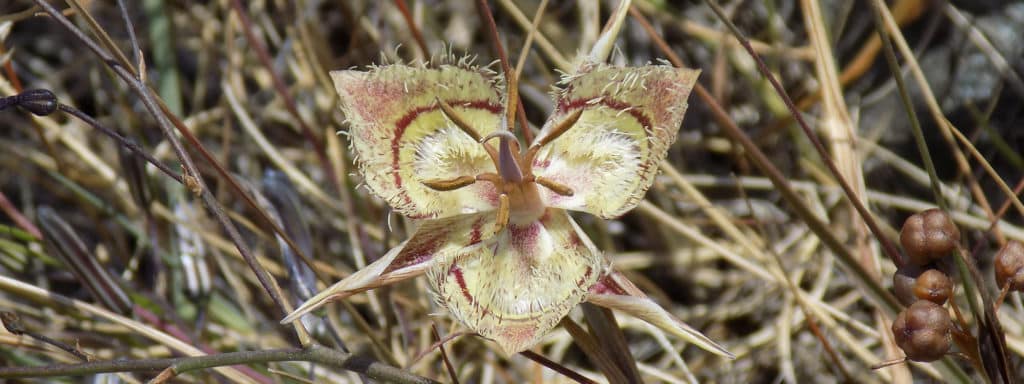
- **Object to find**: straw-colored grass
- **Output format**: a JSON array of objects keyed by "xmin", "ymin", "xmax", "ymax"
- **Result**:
[{"xmin": 1, "ymin": 0, "xmax": 1022, "ymax": 382}]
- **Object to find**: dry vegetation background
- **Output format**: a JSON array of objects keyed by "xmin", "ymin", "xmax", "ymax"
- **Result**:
[{"xmin": 1, "ymin": 0, "xmax": 1023, "ymax": 383}]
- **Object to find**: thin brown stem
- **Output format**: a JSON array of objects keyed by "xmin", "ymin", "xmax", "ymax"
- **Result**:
[
  {"xmin": 702, "ymin": 0, "xmax": 903, "ymax": 266},
  {"xmin": 0, "ymin": 191, "xmax": 42, "ymax": 239},
  {"xmin": 519, "ymin": 350, "xmax": 598, "ymax": 384},
  {"xmin": 430, "ymin": 324, "xmax": 460, "ymax": 384},
  {"xmin": 227, "ymin": 0, "xmax": 340, "ymax": 194},
  {"xmin": 29, "ymin": 0, "xmax": 310, "ymax": 344},
  {"xmin": 0, "ymin": 346, "xmax": 436, "ymax": 383},
  {"xmin": 393, "ymin": 0, "xmax": 429, "ymax": 59},
  {"xmin": 628, "ymin": 6, "xmax": 902, "ymax": 314},
  {"xmin": 475, "ymin": 0, "xmax": 531, "ymax": 141}
]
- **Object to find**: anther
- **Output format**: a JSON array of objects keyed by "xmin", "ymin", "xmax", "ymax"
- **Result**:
[
  {"xmin": 534, "ymin": 176, "xmax": 574, "ymax": 196},
  {"xmin": 436, "ymin": 97, "xmax": 498, "ymax": 165},
  {"xmin": 475, "ymin": 173, "xmax": 503, "ymax": 186},
  {"xmin": 532, "ymin": 109, "xmax": 583, "ymax": 149},
  {"xmin": 421, "ymin": 175, "xmax": 477, "ymax": 191},
  {"xmin": 495, "ymin": 194, "xmax": 510, "ymax": 232},
  {"xmin": 524, "ymin": 109, "xmax": 583, "ymax": 172},
  {"xmin": 437, "ymin": 98, "xmax": 483, "ymax": 142}
]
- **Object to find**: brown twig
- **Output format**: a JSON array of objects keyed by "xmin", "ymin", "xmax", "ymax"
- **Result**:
[
  {"xmin": 430, "ymin": 323, "xmax": 460, "ymax": 384},
  {"xmin": 0, "ymin": 346, "xmax": 437, "ymax": 383},
  {"xmin": 519, "ymin": 350, "xmax": 598, "ymax": 384},
  {"xmin": 227, "ymin": 0, "xmax": 340, "ymax": 195},
  {"xmin": 475, "ymin": 0, "xmax": 533, "ymax": 143},
  {"xmin": 29, "ymin": 0, "xmax": 303, "ymax": 340},
  {"xmin": 628, "ymin": 5, "xmax": 901, "ymax": 313},
  {"xmin": 393, "ymin": 0, "xmax": 430, "ymax": 59},
  {"xmin": 702, "ymin": 0, "xmax": 905, "ymax": 266}
]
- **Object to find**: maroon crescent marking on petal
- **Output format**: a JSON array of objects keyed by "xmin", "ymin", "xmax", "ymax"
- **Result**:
[
  {"xmin": 469, "ymin": 217, "xmax": 484, "ymax": 245},
  {"xmin": 447, "ymin": 265, "xmax": 474, "ymax": 303},
  {"xmin": 388, "ymin": 100, "xmax": 503, "ymax": 214},
  {"xmin": 556, "ymin": 98, "xmax": 652, "ymax": 134}
]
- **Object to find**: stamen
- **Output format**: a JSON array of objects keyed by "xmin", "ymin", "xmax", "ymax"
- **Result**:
[
  {"xmin": 421, "ymin": 175, "xmax": 477, "ymax": 191},
  {"xmin": 495, "ymin": 194, "xmax": 510, "ymax": 232},
  {"xmin": 436, "ymin": 98, "xmax": 499, "ymax": 165},
  {"xmin": 523, "ymin": 109, "xmax": 583, "ymax": 173},
  {"xmin": 475, "ymin": 173, "xmax": 503, "ymax": 186},
  {"xmin": 532, "ymin": 109, "xmax": 583, "ymax": 149},
  {"xmin": 534, "ymin": 176, "xmax": 574, "ymax": 196},
  {"xmin": 436, "ymin": 98, "xmax": 483, "ymax": 142}
]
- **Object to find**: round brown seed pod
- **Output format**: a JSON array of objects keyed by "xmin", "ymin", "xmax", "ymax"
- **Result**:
[
  {"xmin": 900, "ymin": 209, "xmax": 960, "ymax": 266},
  {"xmin": 891, "ymin": 300, "xmax": 951, "ymax": 362},
  {"xmin": 994, "ymin": 240, "xmax": 1024, "ymax": 291},
  {"xmin": 893, "ymin": 265, "xmax": 923, "ymax": 306},
  {"xmin": 913, "ymin": 269, "xmax": 952, "ymax": 304}
]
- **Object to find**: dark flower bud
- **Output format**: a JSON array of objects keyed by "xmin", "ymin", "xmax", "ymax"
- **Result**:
[{"xmin": 16, "ymin": 89, "xmax": 58, "ymax": 116}]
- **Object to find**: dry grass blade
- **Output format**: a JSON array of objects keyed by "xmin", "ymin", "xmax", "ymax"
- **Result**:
[
  {"xmin": 261, "ymin": 171, "xmax": 319, "ymax": 303},
  {"xmin": 3, "ymin": 0, "xmax": 1022, "ymax": 382},
  {"xmin": 37, "ymin": 206, "xmax": 133, "ymax": 316}
]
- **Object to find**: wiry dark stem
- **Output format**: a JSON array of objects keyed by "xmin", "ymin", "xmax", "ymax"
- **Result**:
[
  {"xmin": 0, "ymin": 346, "xmax": 437, "ymax": 383},
  {"xmin": 702, "ymin": 0, "xmax": 903, "ymax": 267},
  {"xmin": 474, "ymin": 0, "xmax": 532, "ymax": 142},
  {"xmin": 393, "ymin": 0, "xmax": 430, "ymax": 59},
  {"xmin": 519, "ymin": 350, "xmax": 597, "ymax": 384},
  {"xmin": 29, "ymin": 0, "xmax": 300, "ymax": 339},
  {"xmin": 57, "ymin": 103, "xmax": 183, "ymax": 184},
  {"xmin": 227, "ymin": 0, "xmax": 340, "ymax": 194}
]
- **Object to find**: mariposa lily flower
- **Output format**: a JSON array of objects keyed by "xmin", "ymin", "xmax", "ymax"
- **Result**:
[{"xmin": 282, "ymin": 57, "xmax": 732, "ymax": 359}]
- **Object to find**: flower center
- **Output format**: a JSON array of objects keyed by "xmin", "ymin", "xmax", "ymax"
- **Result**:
[{"xmin": 422, "ymin": 99, "xmax": 582, "ymax": 230}]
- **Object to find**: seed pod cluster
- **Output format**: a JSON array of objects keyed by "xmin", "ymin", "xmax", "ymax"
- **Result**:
[
  {"xmin": 891, "ymin": 300, "xmax": 952, "ymax": 362},
  {"xmin": 899, "ymin": 208, "xmax": 960, "ymax": 267},
  {"xmin": 994, "ymin": 240, "xmax": 1024, "ymax": 293},
  {"xmin": 890, "ymin": 209, "xmax": 958, "ymax": 362}
]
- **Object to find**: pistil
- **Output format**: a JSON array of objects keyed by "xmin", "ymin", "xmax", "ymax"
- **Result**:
[{"xmin": 423, "ymin": 100, "xmax": 582, "ymax": 231}]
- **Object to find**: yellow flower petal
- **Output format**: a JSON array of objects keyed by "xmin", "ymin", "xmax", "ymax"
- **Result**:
[
  {"xmin": 532, "ymin": 63, "xmax": 700, "ymax": 218},
  {"xmin": 429, "ymin": 209, "xmax": 605, "ymax": 353},
  {"xmin": 333, "ymin": 65, "xmax": 503, "ymax": 219}
]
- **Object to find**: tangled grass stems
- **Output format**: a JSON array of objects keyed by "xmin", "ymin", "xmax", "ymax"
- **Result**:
[{"xmin": 3, "ymin": 1, "xmax": 1023, "ymax": 382}]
